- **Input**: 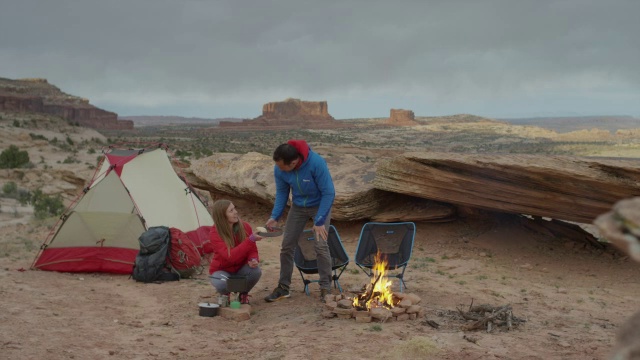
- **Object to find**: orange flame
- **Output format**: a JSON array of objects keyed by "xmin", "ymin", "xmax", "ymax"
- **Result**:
[{"xmin": 353, "ymin": 252, "xmax": 396, "ymax": 310}]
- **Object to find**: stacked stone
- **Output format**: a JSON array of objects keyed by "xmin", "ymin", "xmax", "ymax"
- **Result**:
[{"xmin": 322, "ymin": 292, "xmax": 425, "ymax": 322}]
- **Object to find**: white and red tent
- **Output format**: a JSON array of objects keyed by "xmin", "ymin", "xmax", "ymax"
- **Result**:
[{"xmin": 32, "ymin": 144, "xmax": 213, "ymax": 274}]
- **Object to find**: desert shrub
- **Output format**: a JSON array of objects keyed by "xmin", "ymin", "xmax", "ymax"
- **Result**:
[
  {"xmin": 29, "ymin": 133, "xmax": 48, "ymax": 141},
  {"xmin": 174, "ymin": 149, "xmax": 192, "ymax": 158},
  {"xmin": 87, "ymin": 148, "xmax": 96, "ymax": 154},
  {"xmin": 66, "ymin": 136, "xmax": 74, "ymax": 145},
  {"xmin": 30, "ymin": 189, "xmax": 65, "ymax": 219},
  {"xmin": 0, "ymin": 145, "xmax": 30, "ymax": 169},
  {"xmin": 17, "ymin": 189, "xmax": 31, "ymax": 205},
  {"xmin": 2, "ymin": 182, "xmax": 32, "ymax": 204},
  {"xmin": 62, "ymin": 156, "xmax": 77, "ymax": 164},
  {"xmin": 2, "ymin": 181, "xmax": 18, "ymax": 197},
  {"xmin": 386, "ymin": 336, "xmax": 439, "ymax": 358},
  {"xmin": 12, "ymin": 120, "xmax": 20, "ymax": 127}
]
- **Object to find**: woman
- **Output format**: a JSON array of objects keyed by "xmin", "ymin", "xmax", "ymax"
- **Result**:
[{"xmin": 209, "ymin": 199, "xmax": 262, "ymax": 304}]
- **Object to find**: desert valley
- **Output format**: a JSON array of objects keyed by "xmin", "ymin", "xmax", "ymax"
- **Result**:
[{"xmin": 1, "ymin": 77, "xmax": 640, "ymax": 359}]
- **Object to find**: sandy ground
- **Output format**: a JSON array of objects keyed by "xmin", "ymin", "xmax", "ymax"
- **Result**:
[{"xmin": 1, "ymin": 205, "xmax": 639, "ymax": 360}]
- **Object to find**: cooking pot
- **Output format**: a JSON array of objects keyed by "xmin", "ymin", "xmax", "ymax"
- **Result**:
[{"xmin": 198, "ymin": 302, "xmax": 220, "ymax": 317}]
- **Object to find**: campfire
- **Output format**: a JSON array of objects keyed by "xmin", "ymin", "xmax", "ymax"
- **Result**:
[
  {"xmin": 353, "ymin": 252, "xmax": 399, "ymax": 311},
  {"xmin": 323, "ymin": 251, "xmax": 424, "ymax": 323}
]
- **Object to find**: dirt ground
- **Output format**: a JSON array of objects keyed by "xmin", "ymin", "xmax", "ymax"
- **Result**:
[{"xmin": 1, "ymin": 203, "xmax": 639, "ymax": 360}]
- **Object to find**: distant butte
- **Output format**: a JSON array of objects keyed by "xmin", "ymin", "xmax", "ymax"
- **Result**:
[
  {"xmin": 387, "ymin": 109, "xmax": 418, "ymax": 126},
  {"xmin": 218, "ymin": 98, "xmax": 344, "ymax": 129}
]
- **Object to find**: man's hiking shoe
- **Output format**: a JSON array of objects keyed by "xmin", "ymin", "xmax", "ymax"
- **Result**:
[
  {"xmin": 264, "ymin": 284, "xmax": 290, "ymax": 302},
  {"xmin": 240, "ymin": 292, "xmax": 251, "ymax": 305},
  {"xmin": 320, "ymin": 288, "xmax": 330, "ymax": 303}
]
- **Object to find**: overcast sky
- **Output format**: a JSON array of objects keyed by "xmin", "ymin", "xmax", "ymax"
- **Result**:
[{"xmin": 1, "ymin": 0, "xmax": 639, "ymax": 119}]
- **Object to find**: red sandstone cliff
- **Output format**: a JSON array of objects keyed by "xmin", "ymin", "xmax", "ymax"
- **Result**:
[
  {"xmin": 0, "ymin": 77, "xmax": 133, "ymax": 130},
  {"xmin": 387, "ymin": 108, "xmax": 418, "ymax": 126},
  {"xmin": 219, "ymin": 98, "xmax": 342, "ymax": 129}
]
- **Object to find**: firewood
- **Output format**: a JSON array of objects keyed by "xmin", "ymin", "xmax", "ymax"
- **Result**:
[{"xmin": 461, "ymin": 304, "xmax": 512, "ymax": 331}]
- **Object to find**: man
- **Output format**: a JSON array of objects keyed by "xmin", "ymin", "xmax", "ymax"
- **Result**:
[{"xmin": 264, "ymin": 139, "xmax": 335, "ymax": 303}]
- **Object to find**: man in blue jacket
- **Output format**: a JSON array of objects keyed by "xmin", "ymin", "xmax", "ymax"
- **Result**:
[{"xmin": 264, "ymin": 139, "xmax": 335, "ymax": 303}]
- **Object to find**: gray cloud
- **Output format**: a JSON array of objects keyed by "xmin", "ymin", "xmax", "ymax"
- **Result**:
[{"xmin": 1, "ymin": 0, "xmax": 639, "ymax": 118}]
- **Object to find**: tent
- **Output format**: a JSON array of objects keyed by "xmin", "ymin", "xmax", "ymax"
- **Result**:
[{"xmin": 32, "ymin": 144, "xmax": 214, "ymax": 274}]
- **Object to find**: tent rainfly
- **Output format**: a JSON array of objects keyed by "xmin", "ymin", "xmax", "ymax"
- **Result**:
[{"xmin": 32, "ymin": 144, "xmax": 214, "ymax": 274}]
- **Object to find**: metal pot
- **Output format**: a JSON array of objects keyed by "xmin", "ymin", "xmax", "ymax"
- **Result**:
[{"xmin": 198, "ymin": 302, "xmax": 220, "ymax": 317}]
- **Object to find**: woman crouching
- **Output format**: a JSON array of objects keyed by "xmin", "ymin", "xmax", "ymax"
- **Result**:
[{"xmin": 209, "ymin": 199, "xmax": 262, "ymax": 304}]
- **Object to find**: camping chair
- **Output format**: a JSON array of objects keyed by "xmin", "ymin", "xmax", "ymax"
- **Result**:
[
  {"xmin": 293, "ymin": 225, "xmax": 350, "ymax": 296},
  {"xmin": 354, "ymin": 222, "xmax": 416, "ymax": 292}
]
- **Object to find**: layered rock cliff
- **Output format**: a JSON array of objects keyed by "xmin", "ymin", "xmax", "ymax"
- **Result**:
[
  {"xmin": 374, "ymin": 152, "xmax": 640, "ymax": 224},
  {"xmin": 0, "ymin": 77, "xmax": 132, "ymax": 130}
]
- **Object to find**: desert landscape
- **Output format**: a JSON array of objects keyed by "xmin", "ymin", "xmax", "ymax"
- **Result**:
[{"xmin": 2, "ymin": 79, "xmax": 640, "ymax": 359}]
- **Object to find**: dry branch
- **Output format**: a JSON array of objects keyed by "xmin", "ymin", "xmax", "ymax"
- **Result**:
[{"xmin": 459, "ymin": 303, "xmax": 525, "ymax": 332}]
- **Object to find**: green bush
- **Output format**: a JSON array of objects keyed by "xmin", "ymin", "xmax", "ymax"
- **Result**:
[
  {"xmin": 62, "ymin": 156, "xmax": 77, "ymax": 164},
  {"xmin": 0, "ymin": 145, "xmax": 30, "ymax": 169},
  {"xmin": 2, "ymin": 181, "xmax": 18, "ymax": 196},
  {"xmin": 30, "ymin": 189, "xmax": 65, "ymax": 219},
  {"xmin": 18, "ymin": 189, "xmax": 31, "ymax": 205}
]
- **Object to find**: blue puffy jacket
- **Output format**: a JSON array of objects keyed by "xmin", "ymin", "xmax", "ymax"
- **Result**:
[{"xmin": 270, "ymin": 141, "xmax": 335, "ymax": 226}]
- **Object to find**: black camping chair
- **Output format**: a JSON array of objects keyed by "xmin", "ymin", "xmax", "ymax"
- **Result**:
[
  {"xmin": 354, "ymin": 222, "xmax": 416, "ymax": 292},
  {"xmin": 293, "ymin": 225, "xmax": 350, "ymax": 296}
]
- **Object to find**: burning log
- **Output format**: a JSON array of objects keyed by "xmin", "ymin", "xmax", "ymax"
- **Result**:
[
  {"xmin": 352, "ymin": 252, "xmax": 400, "ymax": 311},
  {"xmin": 353, "ymin": 273, "xmax": 383, "ymax": 310}
]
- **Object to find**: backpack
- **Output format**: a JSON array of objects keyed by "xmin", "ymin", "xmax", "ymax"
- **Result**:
[
  {"xmin": 187, "ymin": 226, "xmax": 214, "ymax": 256},
  {"xmin": 168, "ymin": 227, "xmax": 202, "ymax": 278},
  {"xmin": 132, "ymin": 226, "xmax": 179, "ymax": 283}
]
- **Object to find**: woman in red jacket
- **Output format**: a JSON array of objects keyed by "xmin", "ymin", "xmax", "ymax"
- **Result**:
[{"xmin": 209, "ymin": 199, "xmax": 262, "ymax": 304}]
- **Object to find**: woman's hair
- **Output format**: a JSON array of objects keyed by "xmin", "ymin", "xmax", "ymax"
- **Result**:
[
  {"xmin": 273, "ymin": 143, "xmax": 299, "ymax": 164},
  {"xmin": 211, "ymin": 199, "xmax": 247, "ymax": 253}
]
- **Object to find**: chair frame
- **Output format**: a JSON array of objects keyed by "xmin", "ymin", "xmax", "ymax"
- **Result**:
[
  {"xmin": 294, "ymin": 225, "xmax": 350, "ymax": 296},
  {"xmin": 354, "ymin": 222, "xmax": 416, "ymax": 292}
]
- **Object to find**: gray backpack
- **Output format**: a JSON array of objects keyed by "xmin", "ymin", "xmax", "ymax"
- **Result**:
[{"xmin": 132, "ymin": 226, "xmax": 179, "ymax": 283}]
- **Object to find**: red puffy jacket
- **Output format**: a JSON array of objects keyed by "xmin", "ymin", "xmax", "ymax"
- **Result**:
[{"xmin": 208, "ymin": 221, "xmax": 259, "ymax": 274}]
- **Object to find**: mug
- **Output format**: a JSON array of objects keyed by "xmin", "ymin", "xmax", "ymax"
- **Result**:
[{"xmin": 218, "ymin": 294, "xmax": 229, "ymax": 307}]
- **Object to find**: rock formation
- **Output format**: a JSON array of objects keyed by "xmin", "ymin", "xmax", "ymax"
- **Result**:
[
  {"xmin": 387, "ymin": 109, "xmax": 418, "ymax": 126},
  {"xmin": 262, "ymin": 98, "xmax": 329, "ymax": 118},
  {"xmin": 185, "ymin": 150, "xmax": 640, "ymax": 224},
  {"xmin": 0, "ymin": 77, "xmax": 133, "ymax": 130},
  {"xmin": 374, "ymin": 152, "xmax": 640, "ymax": 224},
  {"xmin": 595, "ymin": 197, "xmax": 640, "ymax": 261},
  {"xmin": 184, "ymin": 152, "xmax": 455, "ymax": 222},
  {"xmin": 218, "ymin": 98, "xmax": 342, "ymax": 129},
  {"xmin": 595, "ymin": 197, "xmax": 640, "ymax": 359}
]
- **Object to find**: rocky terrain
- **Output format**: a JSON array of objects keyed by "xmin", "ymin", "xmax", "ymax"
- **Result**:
[{"xmin": 1, "ymin": 91, "xmax": 640, "ymax": 359}]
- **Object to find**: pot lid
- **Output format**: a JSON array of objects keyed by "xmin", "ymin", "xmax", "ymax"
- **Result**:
[{"xmin": 198, "ymin": 302, "xmax": 220, "ymax": 308}]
